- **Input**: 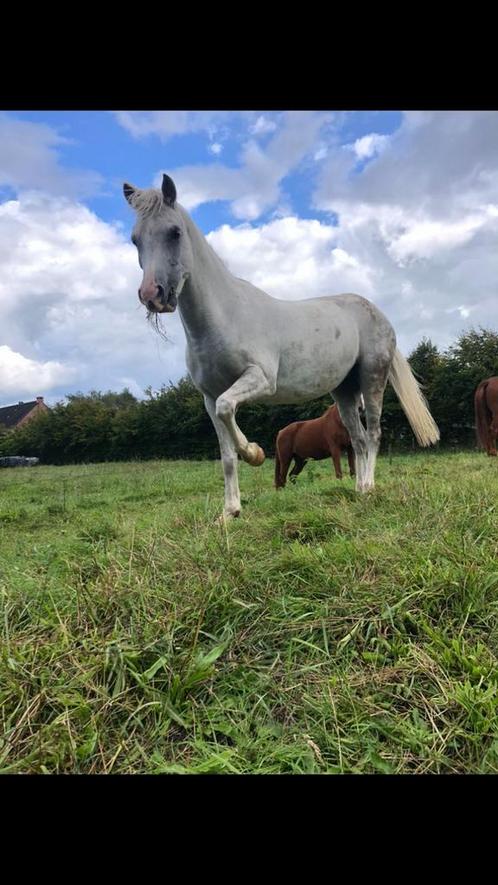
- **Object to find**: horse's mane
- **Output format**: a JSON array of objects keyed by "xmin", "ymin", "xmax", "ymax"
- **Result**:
[
  {"xmin": 129, "ymin": 187, "xmax": 232, "ymax": 276},
  {"xmin": 128, "ymin": 188, "xmax": 164, "ymax": 217}
]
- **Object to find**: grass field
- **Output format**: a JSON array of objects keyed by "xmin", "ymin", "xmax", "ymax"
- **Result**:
[{"xmin": 1, "ymin": 451, "xmax": 498, "ymax": 774}]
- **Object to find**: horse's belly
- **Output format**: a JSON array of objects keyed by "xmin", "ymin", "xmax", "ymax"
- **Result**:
[
  {"xmin": 270, "ymin": 309, "xmax": 360, "ymax": 403},
  {"xmin": 295, "ymin": 441, "xmax": 329, "ymax": 460},
  {"xmin": 273, "ymin": 335, "xmax": 359, "ymax": 403}
]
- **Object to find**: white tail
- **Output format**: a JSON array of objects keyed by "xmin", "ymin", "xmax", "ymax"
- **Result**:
[{"xmin": 388, "ymin": 348, "xmax": 440, "ymax": 447}]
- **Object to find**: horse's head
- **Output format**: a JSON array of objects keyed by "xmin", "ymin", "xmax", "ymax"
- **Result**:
[{"xmin": 123, "ymin": 174, "xmax": 193, "ymax": 314}]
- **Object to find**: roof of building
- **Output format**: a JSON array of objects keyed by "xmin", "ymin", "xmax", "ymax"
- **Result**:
[{"xmin": 0, "ymin": 400, "xmax": 40, "ymax": 429}]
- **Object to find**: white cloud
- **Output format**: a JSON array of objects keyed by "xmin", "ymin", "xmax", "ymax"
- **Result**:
[
  {"xmin": 314, "ymin": 145, "xmax": 328, "ymax": 161},
  {"xmin": 114, "ymin": 111, "xmax": 234, "ymax": 141},
  {"xmin": 0, "ymin": 346, "xmax": 71, "ymax": 396},
  {"xmin": 209, "ymin": 142, "xmax": 223, "ymax": 155},
  {"xmin": 207, "ymin": 216, "xmax": 374, "ymax": 298},
  {"xmin": 155, "ymin": 111, "xmax": 333, "ymax": 221},
  {"xmin": 306, "ymin": 111, "xmax": 498, "ymax": 352},
  {"xmin": 4, "ymin": 110, "xmax": 498, "ymax": 406},
  {"xmin": 386, "ymin": 214, "xmax": 485, "ymax": 264},
  {"xmin": 250, "ymin": 115, "xmax": 278, "ymax": 136},
  {"xmin": 351, "ymin": 133, "xmax": 389, "ymax": 160},
  {"xmin": 0, "ymin": 193, "xmax": 187, "ymax": 404},
  {"xmin": 316, "ymin": 111, "xmax": 498, "ymax": 215},
  {"xmin": 0, "ymin": 113, "xmax": 102, "ymax": 198}
]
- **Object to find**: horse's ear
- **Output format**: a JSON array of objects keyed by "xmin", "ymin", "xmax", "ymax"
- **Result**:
[
  {"xmin": 161, "ymin": 174, "xmax": 177, "ymax": 207},
  {"xmin": 123, "ymin": 182, "xmax": 136, "ymax": 204}
]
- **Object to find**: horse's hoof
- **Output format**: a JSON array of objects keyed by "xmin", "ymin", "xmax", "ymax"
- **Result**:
[
  {"xmin": 356, "ymin": 481, "xmax": 373, "ymax": 493},
  {"xmin": 244, "ymin": 443, "xmax": 265, "ymax": 466},
  {"xmin": 216, "ymin": 509, "xmax": 240, "ymax": 525}
]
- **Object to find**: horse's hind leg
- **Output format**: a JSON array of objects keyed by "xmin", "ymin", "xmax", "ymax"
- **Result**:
[
  {"xmin": 489, "ymin": 410, "xmax": 498, "ymax": 456},
  {"xmin": 289, "ymin": 456, "xmax": 307, "ymax": 482},
  {"xmin": 330, "ymin": 446, "xmax": 343, "ymax": 479},
  {"xmin": 361, "ymin": 363, "xmax": 391, "ymax": 490},
  {"xmin": 333, "ymin": 363, "xmax": 370, "ymax": 490},
  {"xmin": 275, "ymin": 434, "xmax": 294, "ymax": 489},
  {"xmin": 332, "ymin": 387, "xmax": 367, "ymax": 491},
  {"xmin": 347, "ymin": 446, "xmax": 355, "ymax": 477}
]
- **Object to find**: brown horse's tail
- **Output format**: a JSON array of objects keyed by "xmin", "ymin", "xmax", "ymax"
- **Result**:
[
  {"xmin": 475, "ymin": 380, "xmax": 492, "ymax": 451},
  {"xmin": 274, "ymin": 430, "xmax": 293, "ymax": 488},
  {"xmin": 275, "ymin": 433, "xmax": 284, "ymax": 489},
  {"xmin": 274, "ymin": 435, "xmax": 283, "ymax": 488}
]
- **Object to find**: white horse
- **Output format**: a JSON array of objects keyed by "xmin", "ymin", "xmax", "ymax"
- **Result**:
[{"xmin": 124, "ymin": 174, "xmax": 440, "ymax": 518}]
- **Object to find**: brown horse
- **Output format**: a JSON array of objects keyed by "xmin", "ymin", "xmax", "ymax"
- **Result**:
[
  {"xmin": 275, "ymin": 404, "xmax": 355, "ymax": 488},
  {"xmin": 475, "ymin": 376, "xmax": 498, "ymax": 456}
]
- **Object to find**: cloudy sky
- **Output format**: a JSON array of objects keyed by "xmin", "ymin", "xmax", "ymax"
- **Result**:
[{"xmin": 1, "ymin": 109, "xmax": 497, "ymax": 405}]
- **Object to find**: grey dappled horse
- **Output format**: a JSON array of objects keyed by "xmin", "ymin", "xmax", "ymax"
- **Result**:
[{"xmin": 124, "ymin": 174, "xmax": 439, "ymax": 519}]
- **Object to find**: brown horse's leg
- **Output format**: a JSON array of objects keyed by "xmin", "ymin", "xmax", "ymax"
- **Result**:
[
  {"xmin": 489, "ymin": 416, "xmax": 498, "ymax": 456},
  {"xmin": 330, "ymin": 446, "xmax": 343, "ymax": 479},
  {"xmin": 275, "ymin": 434, "xmax": 294, "ymax": 488},
  {"xmin": 289, "ymin": 456, "xmax": 307, "ymax": 482},
  {"xmin": 347, "ymin": 446, "xmax": 355, "ymax": 477}
]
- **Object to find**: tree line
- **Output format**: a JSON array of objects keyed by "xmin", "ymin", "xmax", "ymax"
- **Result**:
[{"xmin": 1, "ymin": 328, "xmax": 498, "ymax": 465}]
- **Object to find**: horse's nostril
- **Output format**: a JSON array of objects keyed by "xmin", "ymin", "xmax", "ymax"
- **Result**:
[{"xmin": 156, "ymin": 284, "xmax": 165, "ymax": 302}]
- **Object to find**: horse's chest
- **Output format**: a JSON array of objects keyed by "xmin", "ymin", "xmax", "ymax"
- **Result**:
[{"xmin": 186, "ymin": 343, "xmax": 244, "ymax": 399}]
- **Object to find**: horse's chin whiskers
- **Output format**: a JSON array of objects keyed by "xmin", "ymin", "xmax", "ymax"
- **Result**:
[{"xmin": 146, "ymin": 309, "xmax": 170, "ymax": 342}]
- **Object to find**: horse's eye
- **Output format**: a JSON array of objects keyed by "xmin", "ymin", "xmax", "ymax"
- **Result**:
[{"xmin": 169, "ymin": 227, "xmax": 181, "ymax": 241}]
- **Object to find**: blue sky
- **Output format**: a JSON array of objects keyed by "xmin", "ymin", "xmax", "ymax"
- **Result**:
[
  {"xmin": 1, "ymin": 110, "xmax": 497, "ymax": 405},
  {"xmin": 7, "ymin": 110, "xmax": 403, "ymax": 229}
]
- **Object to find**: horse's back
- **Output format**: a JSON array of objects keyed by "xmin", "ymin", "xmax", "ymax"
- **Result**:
[
  {"xmin": 485, "ymin": 377, "xmax": 498, "ymax": 405},
  {"xmin": 476, "ymin": 377, "xmax": 498, "ymax": 407},
  {"xmin": 329, "ymin": 293, "xmax": 396, "ymax": 363},
  {"xmin": 280, "ymin": 407, "xmax": 350, "ymax": 459}
]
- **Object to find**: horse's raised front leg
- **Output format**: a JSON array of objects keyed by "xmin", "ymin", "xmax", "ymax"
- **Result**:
[
  {"xmin": 216, "ymin": 365, "xmax": 276, "ymax": 467},
  {"xmin": 204, "ymin": 394, "xmax": 241, "ymax": 519}
]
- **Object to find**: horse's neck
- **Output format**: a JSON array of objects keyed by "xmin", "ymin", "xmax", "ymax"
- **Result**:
[{"xmin": 178, "ymin": 209, "xmax": 237, "ymax": 338}]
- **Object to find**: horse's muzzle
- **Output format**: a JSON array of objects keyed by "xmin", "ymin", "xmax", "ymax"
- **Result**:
[{"xmin": 145, "ymin": 285, "xmax": 177, "ymax": 314}]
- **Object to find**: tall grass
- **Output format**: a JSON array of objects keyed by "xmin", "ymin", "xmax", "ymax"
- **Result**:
[{"xmin": 1, "ymin": 452, "xmax": 498, "ymax": 773}]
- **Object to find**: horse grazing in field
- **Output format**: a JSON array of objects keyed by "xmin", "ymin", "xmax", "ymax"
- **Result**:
[
  {"xmin": 124, "ymin": 174, "xmax": 440, "ymax": 519},
  {"xmin": 474, "ymin": 376, "xmax": 498, "ymax": 456},
  {"xmin": 275, "ymin": 404, "xmax": 356, "ymax": 488}
]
